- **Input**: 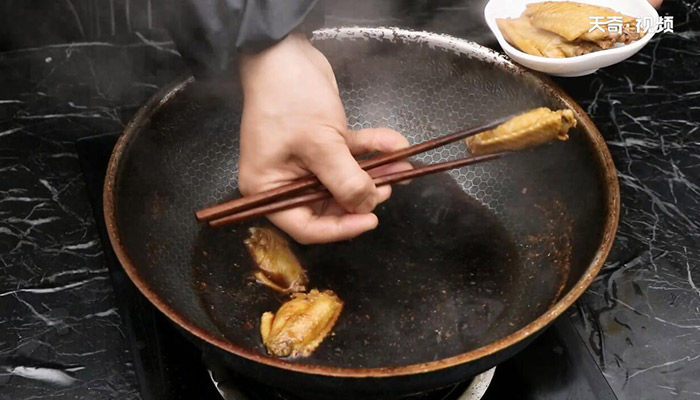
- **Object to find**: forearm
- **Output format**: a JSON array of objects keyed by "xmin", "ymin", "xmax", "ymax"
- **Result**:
[{"xmin": 161, "ymin": 0, "xmax": 324, "ymax": 79}]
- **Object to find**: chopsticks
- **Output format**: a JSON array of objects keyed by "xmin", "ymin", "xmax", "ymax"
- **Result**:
[
  {"xmin": 196, "ymin": 115, "xmax": 515, "ymax": 227},
  {"xmin": 208, "ymin": 152, "xmax": 506, "ymax": 227}
]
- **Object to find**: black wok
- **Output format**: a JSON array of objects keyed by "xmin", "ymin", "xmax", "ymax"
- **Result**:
[{"xmin": 104, "ymin": 28, "xmax": 618, "ymax": 399}]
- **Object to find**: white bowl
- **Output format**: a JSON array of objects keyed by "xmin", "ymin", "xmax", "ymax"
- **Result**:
[{"xmin": 484, "ymin": 0, "xmax": 659, "ymax": 77}]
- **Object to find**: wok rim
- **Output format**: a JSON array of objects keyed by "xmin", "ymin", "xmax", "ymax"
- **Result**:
[{"xmin": 103, "ymin": 27, "xmax": 619, "ymax": 378}]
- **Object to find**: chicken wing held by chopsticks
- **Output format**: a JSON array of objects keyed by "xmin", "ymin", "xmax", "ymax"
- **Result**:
[
  {"xmin": 245, "ymin": 227, "xmax": 308, "ymax": 293},
  {"xmin": 465, "ymin": 107, "xmax": 576, "ymax": 156},
  {"xmin": 260, "ymin": 289, "xmax": 343, "ymax": 358}
]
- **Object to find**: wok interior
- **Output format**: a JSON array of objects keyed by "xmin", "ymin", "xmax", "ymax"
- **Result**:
[{"xmin": 114, "ymin": 33, "xmax": 608, "ymax": 369}]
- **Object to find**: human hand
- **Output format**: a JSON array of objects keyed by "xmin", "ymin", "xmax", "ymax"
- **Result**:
[{"xmin": 238, "ymin": 34, "xmax": 412, "ymax": 244}]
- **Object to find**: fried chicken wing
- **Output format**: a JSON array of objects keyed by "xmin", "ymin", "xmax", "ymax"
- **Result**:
[
  {"xmin": 466, "ymin": 108, "xmax": 576, "ymax": 156},
  {"xmin": 497, "ymin": 17, "xmax": 598, "ymax": 58},
  {"xmin": 260, "ymin": 289, "xmax": 343, "ymax": 358},
  {"xmin": 523, "ymin": 2, "xmax": 641, "ymax": 49},
  {"xmin": 245, "ymin": 227, "xmax": 308, "ymax": 293}
]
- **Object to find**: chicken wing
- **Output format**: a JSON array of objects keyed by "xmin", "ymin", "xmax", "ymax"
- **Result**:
[
  {"xmin": 523, "ymin": 2, "xmax": 641, "ymax": 49},
  {"xmin": 466, "ymin": 107, "xmax": 576, "ymax": 156},
  {"xmin": 260, "ymin": 289, "xmax": 343, "ymax": 358},
  {"xmin": 245, "ymin": 227, "xmax": 308, "ymax": 293},
  {"xmin": 497, "ymin": 17, "xmax": 598, "ymax": 58}
]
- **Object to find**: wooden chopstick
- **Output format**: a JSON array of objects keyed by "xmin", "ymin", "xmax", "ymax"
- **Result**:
[
  {"xmin": 208, "ymin": 152, "xmax": 507, "ymax": 227},
  {"xmin": 195, "ymin": 115, "xmax": 514, "ymax": 222}
]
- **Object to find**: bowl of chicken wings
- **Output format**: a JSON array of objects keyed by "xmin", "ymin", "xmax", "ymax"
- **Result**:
[{"xmin": 484, "ymin": 0, "xmax": 659, "ymax": 76}]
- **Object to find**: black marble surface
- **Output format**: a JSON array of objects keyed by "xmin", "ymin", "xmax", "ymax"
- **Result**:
[{"xmin": 0, "ymin": 1, "xmax": 698, "ymax": 399}]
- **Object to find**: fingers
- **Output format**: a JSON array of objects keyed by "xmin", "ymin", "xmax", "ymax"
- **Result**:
[
  {"xmin": 345, "ymin": 127, "xmax": 410, "ymax": 156},
  {"xmin": 265, "ymin": 161, "xmax": 411, "ymax": 243},
  {"xmin": 267, "ymin": 207, "xmax": 379, "ymax": 244},
  {"xmin": 303, "ymin": 140, "xmax": 379, "ymax": 214},
  {"xmin": 268, "ymin": 127, "xmax": 413, "ymax": 242},
  {"xmin": 298, "ymin": 127, "xmax": 414, "ymax": 215}
]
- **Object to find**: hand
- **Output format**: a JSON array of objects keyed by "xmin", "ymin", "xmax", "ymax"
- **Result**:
[{"xmin": 238, "ymin": 34, "xmax": 412, "ymax": 244}]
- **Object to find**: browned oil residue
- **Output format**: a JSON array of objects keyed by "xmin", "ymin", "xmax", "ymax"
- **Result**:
[
  {"xmin": 150, "ymin": 190, "xmax": 166, "ymax": 218},
  {"xmin": 145, "ymin": 238, "xmax": 166, "ymax": 260},
  {"xmin": 529, "ymin": 199, "xmax": 573, "ymax": 306}
]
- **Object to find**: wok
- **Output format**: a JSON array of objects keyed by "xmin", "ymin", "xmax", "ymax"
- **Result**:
[{"xmin": 104, "ymin": 28, "xmax": 619, "ymax": 399}]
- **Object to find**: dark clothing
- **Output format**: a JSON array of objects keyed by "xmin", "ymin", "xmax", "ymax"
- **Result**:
[{"xmin": 163, "ymin": 0, "xmax": 324, "ymax": 79}]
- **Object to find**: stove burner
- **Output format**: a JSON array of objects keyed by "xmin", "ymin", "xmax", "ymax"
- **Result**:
[{"xmin": 204, "ymin": 354, "xmax": 494, "ymax": 400}]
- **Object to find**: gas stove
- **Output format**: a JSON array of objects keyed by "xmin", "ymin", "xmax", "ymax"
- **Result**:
[{"xmin": 77, "ymin": 133, "xmax": 616, "ymax": 400}]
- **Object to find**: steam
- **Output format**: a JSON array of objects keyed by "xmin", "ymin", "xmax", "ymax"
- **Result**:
[{"xmin": 323, "ymin": 0, "xmax": 496, "ymax": 46}]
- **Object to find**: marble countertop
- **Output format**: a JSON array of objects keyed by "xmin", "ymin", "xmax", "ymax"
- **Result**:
[{"xmin": 1, "ymin": 1, "xmax": 698, "ymax": 399}]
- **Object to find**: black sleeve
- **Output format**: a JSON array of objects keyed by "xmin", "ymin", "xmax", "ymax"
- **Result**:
[{"xmin": 162, "ymin": 0, "xmax": 324, "ymax": 79}]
